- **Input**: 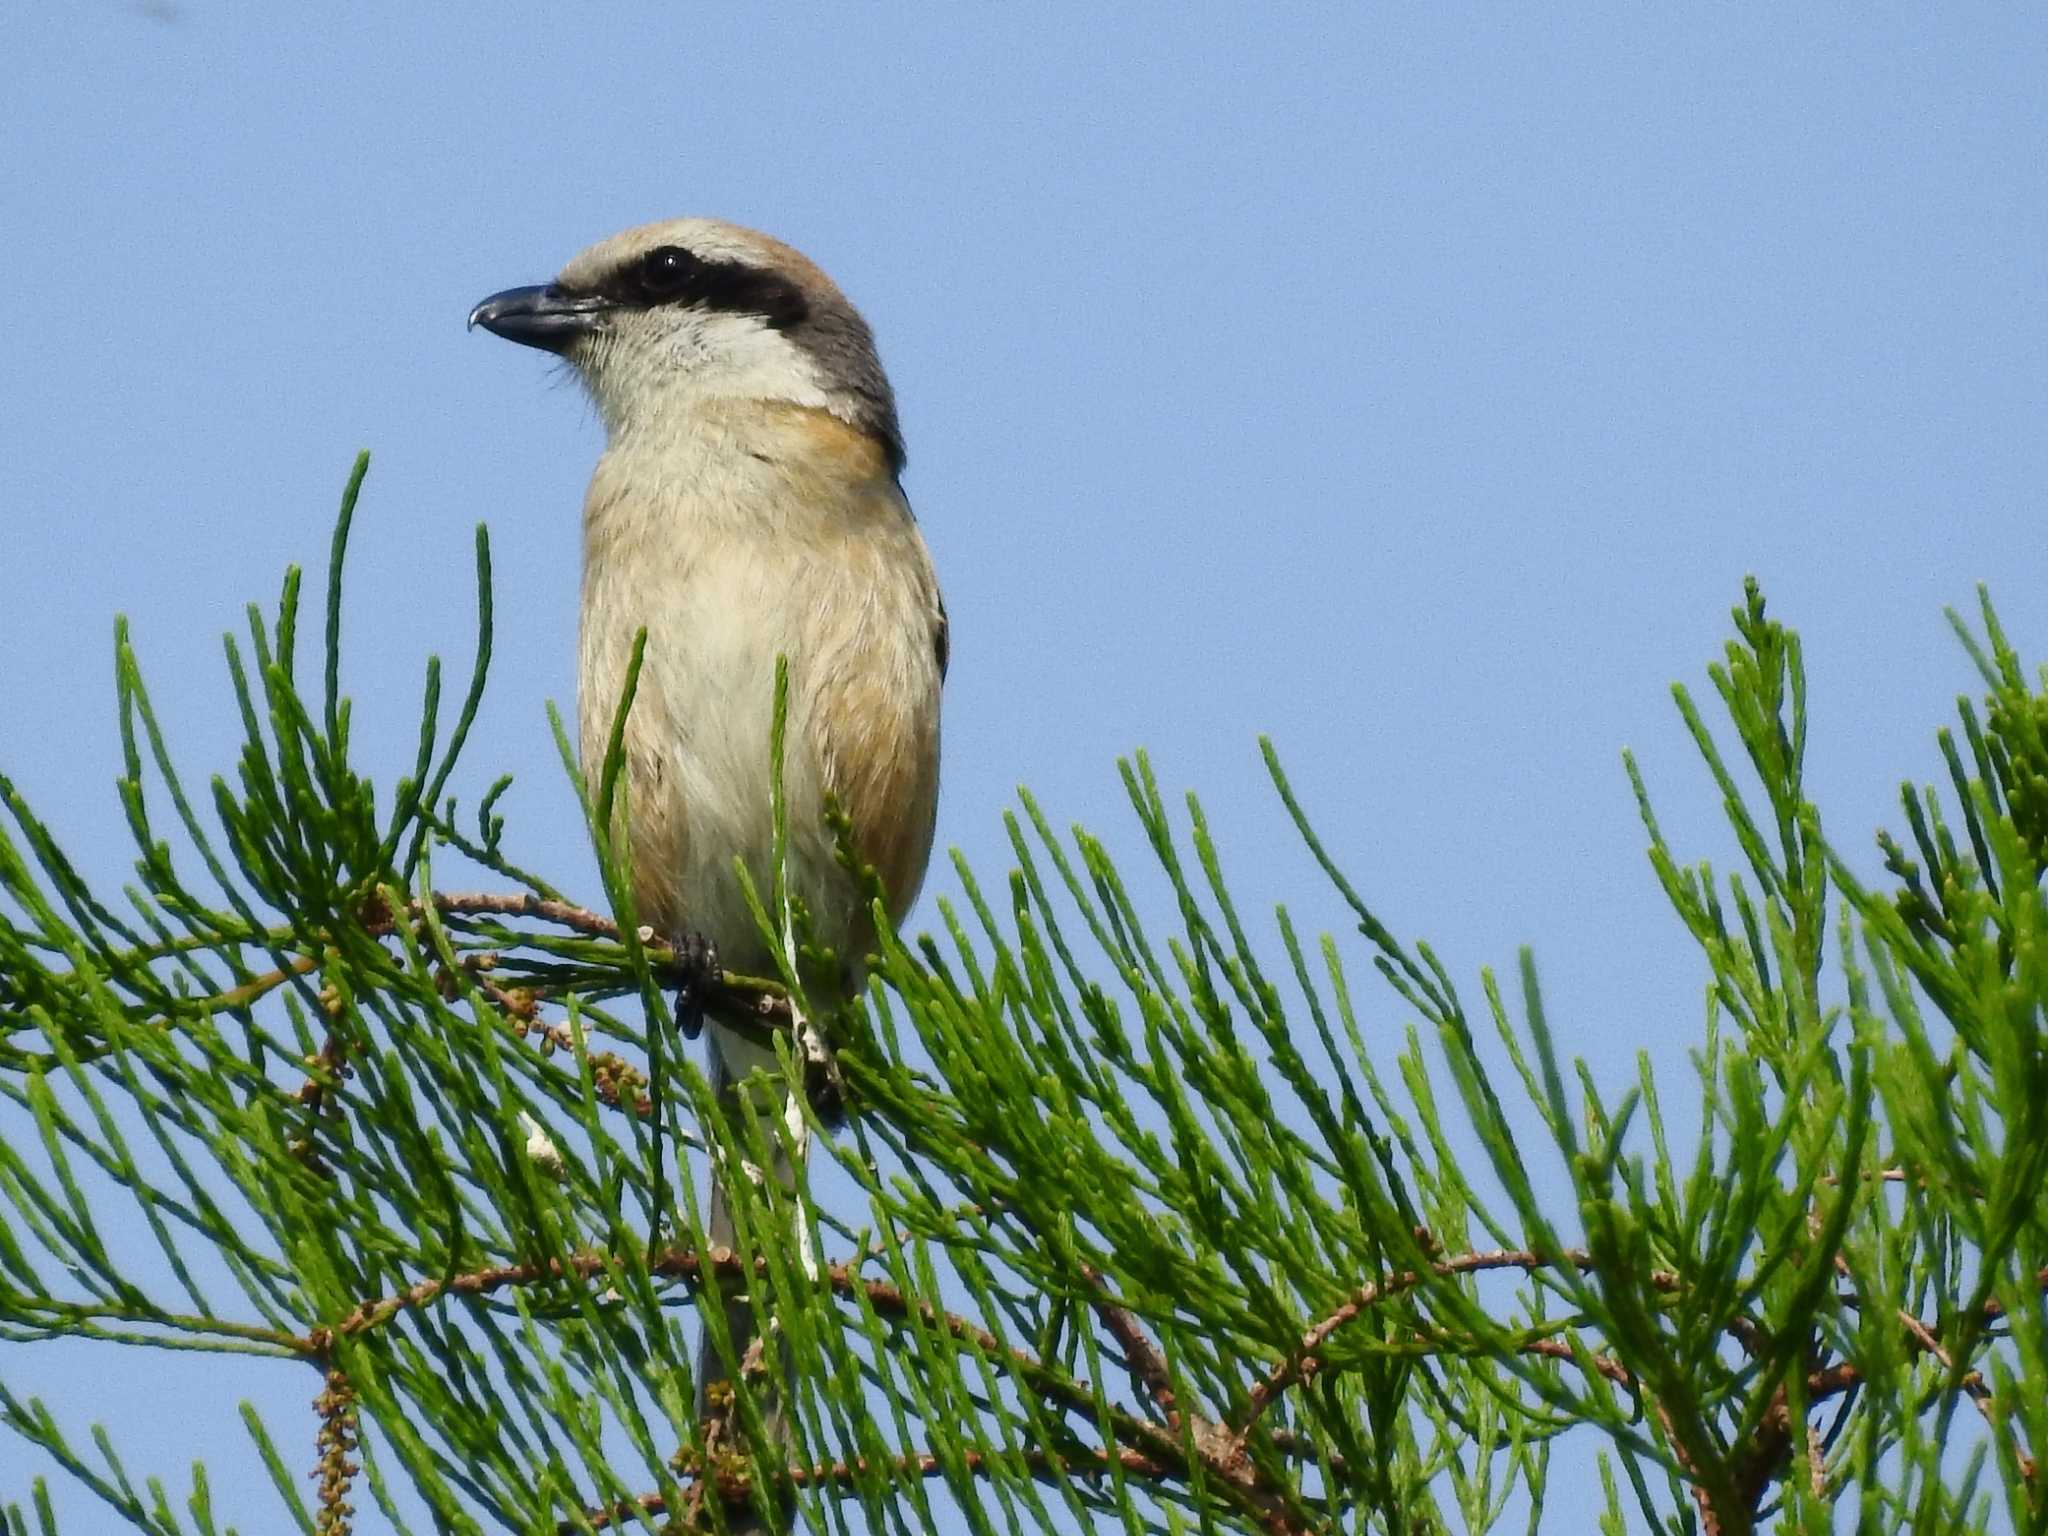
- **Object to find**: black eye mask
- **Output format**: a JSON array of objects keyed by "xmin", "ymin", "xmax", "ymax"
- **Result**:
[{"xmin": 611, "ymin": 244, "xmax": 811, "ymax": 331}]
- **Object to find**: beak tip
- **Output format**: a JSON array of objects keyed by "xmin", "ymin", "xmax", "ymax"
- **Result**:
[{"xmin": 466, "ymin": 284, "xmax": 601, "ymax": 354}]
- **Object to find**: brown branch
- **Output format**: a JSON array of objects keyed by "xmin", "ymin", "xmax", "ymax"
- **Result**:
[
  {"xmin": 1817, "ymin": 1167, "xmax": 1909, "ymax": 1187},
  {"xmin": 268, "ymin": 888, "xmax": 2048, "ymax": 1535},
  {"xmin": 1071, "ymin": 1268, "xmax": 1308, "ymax": 1532},
  {"xmin": 419, "ymin": 890, "xmax": 794, "ymax": 1028},
  {"xmin": 1232, "ymin": 1236, "xmax": 2035, "ymax": 1432},
  {"xmin": 574, "ymin": 1443, "xmax": 1178, "ymax": 1532},
  {"xmin": 216, "ymin": 953, "xmax": 323, "ymax": 1014},
  {"xmin": 579, "ymin": 1342, "xmax": 1629, "ymax": 1536},
  {"xmin": 1234, "ymin": 1243, "xmax": 2048, "ymax": 1528},
  {"xmin": 320, "ymin": 1246, "xmax": 1312, "ymax": 1536},
  {"xmin": 290, "ymin": 962, "xmax": 351, "ymax": 1174},
  {"xmin": 1731, "ymin": 1378, "xmax": 1799, "ymax": 1519},
  {"xmin": 1081, "ymin": 1264, "xmax": 1179, "ymax": 1421},
  {"xmin": 1829, "ymin": 1259, "xmax": 2041, "ymax": 1484},
  {"xmin": 424, "ymin": 891, "xmax": 620, "ymax": 938},
  {"xmin": 1977, "ymin": 1264, "xmax": 2048, "ymax": 1323},
  {"xmin": 1892, "ymin": 1305, "xmax": 2034, "ymax": 1481},
  {"xmin": 1237, "ymin": 1246, "xmax": 1627, "ymax": 1429},
  {"xmin": 420, "ymin": 944, "xmax": 666, "ymax": 1122},
  {"xmin": 1516, "ymin": 1335, "xmax": 1635, "ymax": 1390},
  {"xmin": 312, "ymin": 1245, "xmax": 1122, "ymax": 1437},
  {"xmin": 315, "ymin": 1247, "xmax": 1084, "ymax": 1410},
  {"xmin": 301, "ymin": 887, "xmax": 800, "ymax": 1135},
  {"xmin": 1896, "ymin": 1308, "xmax": 1993, "ymax": 1408},
  {"xmin": 303, "ymin": 1235, "xmax": 2048, "ymax": 1535}
]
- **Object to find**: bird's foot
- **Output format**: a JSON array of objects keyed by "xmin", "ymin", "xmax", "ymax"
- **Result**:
[{"xmin": 669, "ymin": 931, "xmax": 720, "ymax": 1040}]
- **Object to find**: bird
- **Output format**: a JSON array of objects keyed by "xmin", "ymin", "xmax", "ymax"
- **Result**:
[{"xmin": 469, "ymin": 218, "xmax": 946, "ymax": 1471}]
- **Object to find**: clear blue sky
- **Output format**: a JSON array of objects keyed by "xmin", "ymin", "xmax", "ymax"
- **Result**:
[{"xmin": 3, "ymin": 4, "xmax": 2044, "ymax": 1530}]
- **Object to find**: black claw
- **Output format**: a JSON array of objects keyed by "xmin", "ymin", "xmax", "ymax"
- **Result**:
[{"xmin": 670, "ymin": 932, "xmax": 720, "ymax": 1040}]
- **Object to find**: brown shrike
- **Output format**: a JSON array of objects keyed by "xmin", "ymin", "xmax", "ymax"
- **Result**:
[{"xmin": 470, "ymin": 218, "xmax": 945, "ymax": 1455}]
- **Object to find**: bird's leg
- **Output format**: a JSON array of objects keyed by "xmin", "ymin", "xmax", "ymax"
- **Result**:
[
  {"xmin": 796, "ymin": 1013, "xmax": 846, "ymax": 1125},
  {"xmin": 669, "ymin": 930, "xmax": 720, "ymax": 1041}
]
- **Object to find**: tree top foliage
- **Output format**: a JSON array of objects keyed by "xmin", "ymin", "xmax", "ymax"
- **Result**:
[{"xmin": 2, "ymin": 457, "xmax": 2046, "ymax": 1535}]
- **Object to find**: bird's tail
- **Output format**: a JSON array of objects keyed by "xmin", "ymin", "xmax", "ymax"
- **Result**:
[{"xmin": 697, "ymin": 1019, "xmax": 804, "ymax": 1533}]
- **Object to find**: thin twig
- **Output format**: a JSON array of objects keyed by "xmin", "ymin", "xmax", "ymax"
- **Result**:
[
  {"xmin": 573, "ymin": 1443, "xmax": 1177, "ymax": 1532},
  {"xmin": 421, "ymin": 890, "xmax": 794, "ymax": 1026},
  {"xmin": 1237, "ymin": 1247, "xmax": 1622, "ymax": 1429},
  {"xmin": 1081, "ymin": 1265, "xmax": 1179, "ymax": 1421},
  {"xmin": 267, "ymin": 1212, "xmax": 2048, "ymax": 1534},
  {"xmin": 319, "ymin": 1246, "xmax": 1312, "ymax": 1535},
  {"xmin": 1893, "ymin": 1302, "xmax": 2029, "ymax": 1479},
  {"xmin": 424, "ymin": 891, "xmax": 620, "ymax": 939}
]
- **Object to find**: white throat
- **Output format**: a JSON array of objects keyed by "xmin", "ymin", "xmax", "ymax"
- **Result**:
[{"xmin": 578, "ymin": 309, "xmax": 832, "ymax": 442}]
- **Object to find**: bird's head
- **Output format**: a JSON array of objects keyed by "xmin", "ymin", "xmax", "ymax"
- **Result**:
[{"xmin": 470, "ymin": 217, "xmax": 902, "ymax": 468}]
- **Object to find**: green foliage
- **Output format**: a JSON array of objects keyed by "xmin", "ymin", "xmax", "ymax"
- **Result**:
[{"xmin": 1, "ymin": 465, "xmax": 2045, "ymax": 1535}]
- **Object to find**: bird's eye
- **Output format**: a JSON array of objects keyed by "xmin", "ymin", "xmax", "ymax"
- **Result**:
[{"xmin": 637, "ymin": 246, "xmax": 697, "ymax": 301}]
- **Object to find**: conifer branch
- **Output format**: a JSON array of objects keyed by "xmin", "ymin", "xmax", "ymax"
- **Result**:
[{"xmin": 9, "ymin": 477, "xmax": 2048, "ymax": 1532}]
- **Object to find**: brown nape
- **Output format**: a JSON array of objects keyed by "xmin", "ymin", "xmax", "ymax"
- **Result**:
[{"xmin": 787, "ymin": 295, "xmax": 907, "ymax": 474}]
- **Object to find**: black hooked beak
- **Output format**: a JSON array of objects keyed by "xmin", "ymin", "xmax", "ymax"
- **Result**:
[{"xmin": 467, "ymin": 284, "xmax": 612, "ymax": 354}]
